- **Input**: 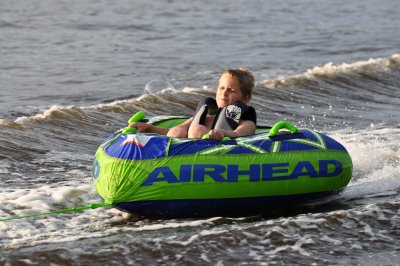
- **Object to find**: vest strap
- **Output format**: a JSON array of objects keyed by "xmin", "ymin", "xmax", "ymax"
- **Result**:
[
  {"xmin": 191, "ymin": 98, "xmax": 218, "ymax": 125},
  {"xmin": 212, "ymin": 101, "xmax": 249, "ymax": 131}
]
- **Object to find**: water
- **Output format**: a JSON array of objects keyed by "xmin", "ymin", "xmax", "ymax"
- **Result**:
[{"xmin": 1, "ymin": 0, "xmax": 399, "ymax": 264}]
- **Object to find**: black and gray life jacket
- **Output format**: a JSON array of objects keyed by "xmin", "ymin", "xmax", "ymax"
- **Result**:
[{"xmin": 191, "ymin": 98, "xmax": 250, "ymax": 131}]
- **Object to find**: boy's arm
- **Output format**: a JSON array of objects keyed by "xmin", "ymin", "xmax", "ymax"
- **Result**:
[
  {"xmin": 129, "ymin": 118, "xmax": 193, "ymax": 137},
  {"xmin": 166, "ymin": 118, "xmax": 193, "ymax": 138},
  {"xmin": 233, "ymin": 120, "xmax": 256, "ymax": 137},
  {"xmin": 128, "ymin": 122, "xmax": 170, "ymax": 135},
  {"xmin": 210, "ymin": 120, "xmax": 256, "ymax": 139}
]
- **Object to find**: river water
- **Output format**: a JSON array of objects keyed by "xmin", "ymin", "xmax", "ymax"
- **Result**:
[{"xmin": 1, "ymin": 0, "xmax": 399, "ymax": 265}]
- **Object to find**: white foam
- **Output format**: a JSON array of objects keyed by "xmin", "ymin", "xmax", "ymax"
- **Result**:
[
  {"xmin": 0, "ymin": 160, "xmax": 11, "ymax": 174},
  {"xmin": 124, "ymin": 217, "xmax": 221, "ymax": 232},
  {"xmin": 262, "ymin": 53, "xmax": 400, "ymax": 90},
  {"xmin": 305, "ymin": 53, "xmax": 400, "ymax": 77},
  {"xmin": 14, "ymin": 105, "xmax": 75, "ymax": 124},
  {"xmin": 0, "ymin": 186, "xmax": 225, "ymax": 249},
  {"xmin": 0, "ymin": 184, "xmax": 107, "ymax": 247},
  {"xmin": 330, "ymin": 127, "xmax": 400, "ymax": 182},
  {"xmin": 319, "ymin": 127, "xmax": 400, "ymax": 202},
  {"xmin": 171, "ymin": 234, "xmax": 199, "ymax": 247},
  {"xmin": 200, "ymin": 228, "xmax": 228, "ymax": 236}
]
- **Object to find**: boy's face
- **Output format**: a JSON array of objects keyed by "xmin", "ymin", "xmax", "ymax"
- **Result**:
[{"xmin": 216, "ymin": 73, "xmax": 249, "ymax": 107}]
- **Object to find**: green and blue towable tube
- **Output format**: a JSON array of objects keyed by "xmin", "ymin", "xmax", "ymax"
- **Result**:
[{"xmin": 92, "ymin": 117, "xmax": 353, "ymax": 218}]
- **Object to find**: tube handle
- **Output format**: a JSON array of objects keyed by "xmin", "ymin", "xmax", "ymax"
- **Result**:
[
  {"xmin": 268, "ymin": 121, "xmax": 298, "ymax": 137},
  {"xmin": 122, "ymin": 111, "xmax": 146, "ymax": 134}
]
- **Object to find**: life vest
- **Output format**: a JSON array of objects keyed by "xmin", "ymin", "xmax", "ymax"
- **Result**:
[{"xmin": 191, "ymin": 98, "xmax": 250, "ymax": 131}]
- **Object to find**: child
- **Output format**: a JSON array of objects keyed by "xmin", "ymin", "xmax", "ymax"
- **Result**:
[{"xmin": 129, "ymin": 68, "xmax": 256, "ymax": 140}]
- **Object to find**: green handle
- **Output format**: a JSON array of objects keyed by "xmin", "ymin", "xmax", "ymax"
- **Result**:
[
  {"xmin": 202, "ymin": 133, "xmax": 231, "ymax": 141},
  {"xmin": 268, "ymin": 121, "xmax": 298, "ymax": 137},
  {"xmin": 122, "ymin": 111, "xmax": 146, "ymax": 134},
  {"xmin": 128, "ymin": 111, "xmax": 146, "ymax": 124}
]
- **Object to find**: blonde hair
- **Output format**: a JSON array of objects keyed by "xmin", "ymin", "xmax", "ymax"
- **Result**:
[{"xmin": 223, "ymin": 67, "xmax": 254, "ymax": 99}]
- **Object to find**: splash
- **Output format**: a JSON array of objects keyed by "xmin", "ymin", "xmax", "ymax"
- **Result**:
[{"xmin": 144, "ymin": 80, "xmax": 176, "ymax": 94}]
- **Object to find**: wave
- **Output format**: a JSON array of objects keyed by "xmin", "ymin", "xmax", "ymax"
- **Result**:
[
  {"xmin": 263, "ymin": 53, "xmax": 400, "ymax": 88},
  {"xmin": 1, "ymin": 54, "xmax": 399, "ymax": 132}
]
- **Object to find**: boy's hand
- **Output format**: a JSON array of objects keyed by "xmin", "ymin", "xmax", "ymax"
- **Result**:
[
  {"xmin": 129, "ymin": 122, "xmax": 152, "ymax": 133},
  {"xmin": 208, "ymin": 129, "xmax": 224, "ymax": 140}
]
